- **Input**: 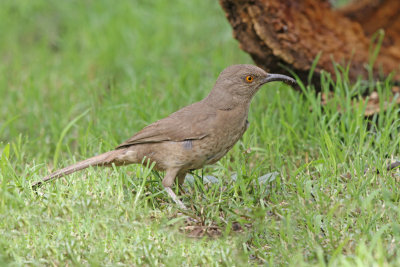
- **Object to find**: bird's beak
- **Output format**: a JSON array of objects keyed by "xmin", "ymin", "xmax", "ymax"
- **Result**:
[{"xmin": 262, "ymin": 73, "xmax": 297, "ymax": 86}]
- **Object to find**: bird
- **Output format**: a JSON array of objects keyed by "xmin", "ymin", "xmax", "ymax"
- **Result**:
[{"xmin": 32, "ymin": 64, "xmax": 297, "ymax": 209}]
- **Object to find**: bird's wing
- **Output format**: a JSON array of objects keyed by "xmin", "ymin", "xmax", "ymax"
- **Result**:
[{"xmin": 116, "ymin": 102, "xmax": 215, "ymax": 149}]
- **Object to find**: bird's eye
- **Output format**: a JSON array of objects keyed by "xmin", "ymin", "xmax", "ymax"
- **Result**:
[{"xmin": 245, "ymin": 75, "xmax": 254, "ymax": 83}]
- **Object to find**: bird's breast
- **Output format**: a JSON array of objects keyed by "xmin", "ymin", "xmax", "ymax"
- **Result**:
[{"xmin": 200, "ymin": 114, "xmax": 248, "ymax": 165}]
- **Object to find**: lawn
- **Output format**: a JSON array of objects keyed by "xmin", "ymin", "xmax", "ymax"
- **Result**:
[{"xmin": 1, "ymin": 0, "xmax": 400, "ymax": 265}]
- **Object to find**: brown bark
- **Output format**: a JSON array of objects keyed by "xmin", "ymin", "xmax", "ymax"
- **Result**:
[
  {"xmin": 339, "ymin": 0, "xmax": 400, "ymax": 59},
  {"xmin": 220, "ymin": 0, "xmax": 400, "ymax": 86}
]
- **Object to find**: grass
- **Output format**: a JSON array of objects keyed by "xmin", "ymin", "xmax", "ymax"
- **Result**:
[{"xmin": 1, "ymin": 0, "xmax": 400, "ymax": 265}]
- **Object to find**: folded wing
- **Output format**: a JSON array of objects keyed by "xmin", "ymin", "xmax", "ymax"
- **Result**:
[{"xmin": 116, "ymin": 101, "xmax": 215, "ymax": 149}]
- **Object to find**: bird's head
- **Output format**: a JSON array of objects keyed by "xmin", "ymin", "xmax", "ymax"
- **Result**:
[
  {"xmin": 206, "ymin": 64, "xmax": 297, "ymax": 109},
  {"xmin": 216, "ymin": 64, "xmax": 296, "ymax": 97}
]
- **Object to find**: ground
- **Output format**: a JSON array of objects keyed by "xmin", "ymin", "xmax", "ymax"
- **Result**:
[{"xmin": 1, "ymin": 0, "xmax": 400, "ymax": 265}]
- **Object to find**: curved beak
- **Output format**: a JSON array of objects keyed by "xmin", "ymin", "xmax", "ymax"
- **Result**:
[{"xmin": 262, "ymin": 73, "xmax": 297, "ymax": 86}]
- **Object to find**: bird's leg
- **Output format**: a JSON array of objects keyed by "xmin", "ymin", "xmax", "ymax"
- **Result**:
[
  {"xmin": 177, "ymin": 172, "xmax": 187, "ymax": 194},
  {"xmin": 162, "ymin": 169, "xmax": 187, "ymax": 210}
]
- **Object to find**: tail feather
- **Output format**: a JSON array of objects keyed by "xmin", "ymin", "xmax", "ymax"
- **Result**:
[{"xmin": 32, "ymin": 150, "xmax": 120, "ymax": 190}]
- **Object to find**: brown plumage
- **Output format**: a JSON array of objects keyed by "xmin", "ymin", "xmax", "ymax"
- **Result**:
[{"xmin": 32, "ymin": 64, "xmax": 296, "ymax": 209}]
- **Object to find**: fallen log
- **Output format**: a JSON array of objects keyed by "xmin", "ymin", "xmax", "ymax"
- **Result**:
[{"xmin": 220, "ymin": 0, "xmax": 400, "ymax": 87}]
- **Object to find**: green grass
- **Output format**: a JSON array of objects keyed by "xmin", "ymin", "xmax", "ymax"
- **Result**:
[{"xmin": 1, "ymin": 0, "xmax": 400, "ymax": 265}]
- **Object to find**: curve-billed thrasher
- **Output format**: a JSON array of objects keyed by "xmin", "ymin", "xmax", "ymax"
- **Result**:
[{"xmin": 32, "ymin": 64, "xmax": 296, "ymax": 209}]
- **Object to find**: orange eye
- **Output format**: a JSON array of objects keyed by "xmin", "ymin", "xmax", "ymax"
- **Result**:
[{"xmin": 245, "ymin": 75, "xmax": 254, "ymax": 83}]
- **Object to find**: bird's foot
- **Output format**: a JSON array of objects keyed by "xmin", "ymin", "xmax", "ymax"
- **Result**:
[{"xmin": 164, "ymin": 187, "xmax": 187, "ymax": 210}]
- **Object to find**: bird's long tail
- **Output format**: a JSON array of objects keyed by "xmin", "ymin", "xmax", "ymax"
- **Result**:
[{"xmin": 32, "ymin": 150, "xmax": 121, "ymax": 190}]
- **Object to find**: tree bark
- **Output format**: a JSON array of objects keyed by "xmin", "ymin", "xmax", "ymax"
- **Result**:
[{"xmin": 220, "ymin": 0, "xmax": 400, "ymax": 87}]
